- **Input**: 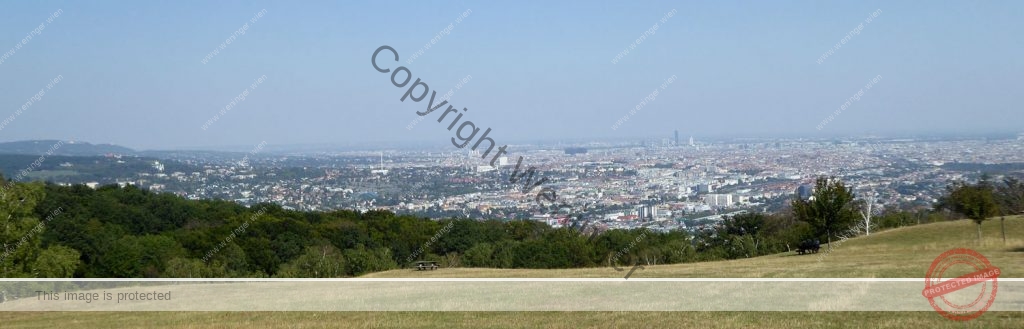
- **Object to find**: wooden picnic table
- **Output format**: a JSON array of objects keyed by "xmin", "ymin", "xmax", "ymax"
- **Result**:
[{"xmin": 413, "ymin": 261, "xmax": 439, "ymax": 271}]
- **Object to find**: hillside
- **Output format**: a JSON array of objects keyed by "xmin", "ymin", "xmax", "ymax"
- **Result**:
[
  {"xmin": 0, "ymin": 154, "xmax": 195, "ymax": 184},
  {"xmin": 364, "ymin": 217, "xmax": 1024, "ymax": 278},
  {"xmin": 0, "ymin": 140, "xmax": 135, "ymax": 156},
  {"xmin": 2, "ymin": 217, "xmax": 1022, "ymax": 328}
]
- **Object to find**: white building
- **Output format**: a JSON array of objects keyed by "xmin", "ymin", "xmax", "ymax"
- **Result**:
[{"xmin": 703, "ymin": 194, "xmax": 734, "ymax": 207}]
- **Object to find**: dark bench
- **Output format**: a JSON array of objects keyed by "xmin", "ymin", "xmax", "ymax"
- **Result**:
[{"xmin": 796, "ymin": 239, "xmax": 820, "ymax": 255}]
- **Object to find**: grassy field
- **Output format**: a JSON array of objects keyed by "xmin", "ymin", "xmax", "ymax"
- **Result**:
[
  {"xmin": 2, "ymin": 217, "xmax": 1023, "ymax": 328},
  {"xmin": 365, "ymin": 217, "xmax": 1024, "ymax": 278},
  {"xmin": 2, "ymin": 311, "xmax": 1023, "ymax": 329}
]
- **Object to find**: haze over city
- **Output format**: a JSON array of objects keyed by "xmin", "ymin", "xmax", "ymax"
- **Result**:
[{"xmin": 1, "ymin": 1, "xmax": 1021, "ymax": 150}]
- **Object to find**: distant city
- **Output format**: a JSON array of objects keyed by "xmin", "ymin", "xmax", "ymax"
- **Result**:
[{"xmin": 2, "ymin": 133, "xmax": 1023, "ymax": 235}]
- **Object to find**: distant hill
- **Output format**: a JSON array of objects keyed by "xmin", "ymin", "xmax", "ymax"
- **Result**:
[
  {"xmin": 0, "ymin": 140, "xmax": 135, "ymax": 156},
  {"xmin": 0, "ymin": 153, "xmax": 196, "ymax": 184}
]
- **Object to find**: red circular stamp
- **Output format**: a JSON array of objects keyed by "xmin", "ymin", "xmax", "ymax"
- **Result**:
[{"xmin": 922, "ymin": 248, "xmax": 1001, "ymax": 321}]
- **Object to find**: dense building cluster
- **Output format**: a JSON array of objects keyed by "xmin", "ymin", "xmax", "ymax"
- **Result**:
[{"xmin": 38, "ymin": 137, "xmax": 1023, "ymax": 236}]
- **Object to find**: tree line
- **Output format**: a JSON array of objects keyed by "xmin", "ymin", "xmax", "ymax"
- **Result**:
[{"xmin": 1, "ymin": 173, "xmax": 1020, "ymax": 278}]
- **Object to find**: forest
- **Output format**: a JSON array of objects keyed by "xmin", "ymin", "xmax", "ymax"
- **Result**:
[{"xmin": 1, "ymin": 175, "xmax": 1019, "ymax": 278}]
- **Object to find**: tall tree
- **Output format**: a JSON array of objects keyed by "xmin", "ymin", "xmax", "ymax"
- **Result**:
[
  {"xmin": 860, "ymin": 192, "xmax": 875, "ymax": 236},
  {"xmin": 998, "ymin": 177, "xmax": 1024, "ymax": 215},
  {"xmin": 791, "ymin": 177, "xmax": 859, "ymax": 250},
  {"xmin": 995, "ymin": 177, "xmax": 1024, "ymax": 244},
  {"xmin": 0, "ymin": 182, "xmax": 46, "ymax": 277},
  {"xmin": 277, "ymin": 245, "xmax": 346, "ymax": 278},
  {"xmin": 939, "ymin": 181, "xmax": 1000, "ymax": 241},
  {"xmin": 31, "ymin": 245, "xmax": 81, "ymax": 278},
  {"xmin": 718, "ymin": 212, "xmax": 767, "ymax": 257},
  {"xmin": 463, "ymin": 242, "xmax": 494, "ymax": 267}
]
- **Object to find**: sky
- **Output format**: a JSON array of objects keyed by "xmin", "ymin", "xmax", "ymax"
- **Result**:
[{"xmin": 0, "ymin": 1, "xmax": 1021, "ymax": 150}]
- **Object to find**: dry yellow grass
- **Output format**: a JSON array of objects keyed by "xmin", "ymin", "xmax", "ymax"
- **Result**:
[
  {"xmin": 365, "ymin": 217, "xmax": 1024, "ymax": 278},
  {"xmin": 1, "ymin": 311, "xmax": 1022, "ymax": 328}
]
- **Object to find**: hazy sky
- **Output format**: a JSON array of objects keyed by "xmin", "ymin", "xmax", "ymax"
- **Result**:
[{"xmin": 0, "ymin": 1, "xmax": 1021, "ymax": 150}]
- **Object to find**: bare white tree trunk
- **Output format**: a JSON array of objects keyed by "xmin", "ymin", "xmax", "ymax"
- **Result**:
[{"xmin": 860, "ymin": 192, "xmax": 875, "ymax": 236}]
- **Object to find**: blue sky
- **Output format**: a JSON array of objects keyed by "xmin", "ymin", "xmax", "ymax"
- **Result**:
[{"xmin": 0, "ymin": 1, "xmax": 1021, "ymax": 150}]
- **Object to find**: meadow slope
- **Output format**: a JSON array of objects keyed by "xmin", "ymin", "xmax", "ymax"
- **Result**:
[{"xmin": 3, "ymin": 217, "xmax": 1023, "ymax": 328}]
